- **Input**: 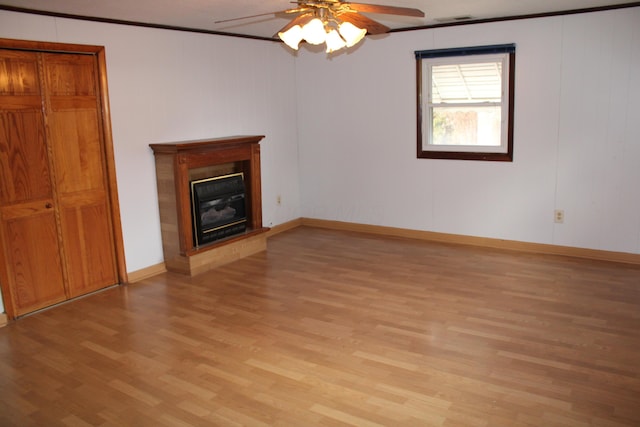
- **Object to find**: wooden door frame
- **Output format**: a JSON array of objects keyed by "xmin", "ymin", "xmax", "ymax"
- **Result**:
[{"xmin": 0, "ymin": 38, "xmax": 128, "ymax": 318}]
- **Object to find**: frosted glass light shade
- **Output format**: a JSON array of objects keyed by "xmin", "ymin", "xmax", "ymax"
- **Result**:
[
  {"xmin": 339, "ymin": 21, "xmax": 366, "ymax": 47},
  {"xmin": 278, "ymin": 25, "xmax": 303, "ymax": 50},
  {"xmin": 302, "ymin": 18, "xmax": 326, "ymax": 45},
  {"xmin": 325, "ymin": 29, "xmax": 346, "ymax": 53}
]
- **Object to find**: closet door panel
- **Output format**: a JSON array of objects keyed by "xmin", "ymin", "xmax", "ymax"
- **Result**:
[
  {"xmin": 42, "ymin": 53, "xmax": 118, "ymax": 297},
  {"xmin": 0, "ymin": 110, "xmax": 52, "ymax": 204},
  {"xmin": 0, "ymin": 206, "xmax": 67, "ymax": 316},
  {"xmin": 0, "ymin": 50, "xmax": 67, "ymax": 316},
  {"xmin": 0, "ymin": 49, "xmax": 40, "ymax": 94},
  {"xmin": 48, "ymin": 107, "xmax": 104, "ymax": 194},
  {"xmin": 45, "ymin": 53, "xmax": 105, "ymax": 194},
  {"xmin": 0, "ymin": 51, "xmax": 51, "ymax": 205},
  {"xmin": 59, "ymin": 191, "xmax": 117, "ymax": 297}
]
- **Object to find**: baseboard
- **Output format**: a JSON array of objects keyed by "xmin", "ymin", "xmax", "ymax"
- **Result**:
[
  {"xmin": 266, "ymin": 218, "xmax": 303, "ymax": 237},
  {"xmin": 0, "ymin": 312, "xmax": 8, "ymax": 327},
  {"xmin": 127, "ymin": 262, "xmax": 167, "ymax": 283},
  {"xmin": 300, "ymin": 218, "xmax": 640, "ymax": 265},
  {"xmin": 125, "ymin": 217, "xmax": 639, "ymax": 283}
]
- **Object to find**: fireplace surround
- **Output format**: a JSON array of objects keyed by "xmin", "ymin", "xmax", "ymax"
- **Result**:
[{"xmin": 150, "ymin": 135, "xmax": 268, "ymax": 275}]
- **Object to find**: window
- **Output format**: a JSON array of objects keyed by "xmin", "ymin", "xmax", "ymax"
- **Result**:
[{"xmin": 416, "ymin": 44, "xmax": 515, "ymax": 161}]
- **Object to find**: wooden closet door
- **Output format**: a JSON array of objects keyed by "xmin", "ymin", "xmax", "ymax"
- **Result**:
[
  {"xmin": 0, "ymin": 50, "xmax": 67, "ymax": 316},
  {"xmin": 42, "ymin": 53, "xmax": 118, "ymax": 298}
]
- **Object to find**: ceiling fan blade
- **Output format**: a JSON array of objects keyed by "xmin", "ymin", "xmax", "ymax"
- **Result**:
[
  {"xmin": 215, "ymin": 7, "xmax": 308, "ymax": 24},
  {"xmin": 215, "ymin": 10, "xmax": 287, "ymax": 24},
  {"xmin": 274, "ymin": 12, "xmax": 314, "ymax": 36},
  {"xmin": 338, "ymin": 12, "xmax": 390, "ymax": 35},
  {"xmin": 344, "ymin": 2, "xmax": 425, "ymax": 17}
]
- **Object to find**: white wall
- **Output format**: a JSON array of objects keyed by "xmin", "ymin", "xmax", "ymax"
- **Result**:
[
  {"xmin": 0, "ymin": 7, "xmax": 639, "ymax": 314},
  {"xmin": 296, "ymin": 7, "xmax": 640, "ymax": 254},
  {"xmin": 0, "ymin": 11, "xmax": 301, "ymax": 283}
]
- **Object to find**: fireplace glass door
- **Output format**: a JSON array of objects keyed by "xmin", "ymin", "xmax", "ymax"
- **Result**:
[{"xmin": 191, "ymin": 173, "xmax": 247, "ymax": 246}]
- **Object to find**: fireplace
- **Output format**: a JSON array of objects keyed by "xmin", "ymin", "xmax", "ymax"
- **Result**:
[
  {"xmin": 191, "ymin": 172, "xmax": 247, "ymax": 246},
  {"xmin": 150, "ymin": 135, "xmax": 266, "ymax": 276}
]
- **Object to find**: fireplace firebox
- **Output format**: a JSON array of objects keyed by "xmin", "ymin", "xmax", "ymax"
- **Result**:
[{"xmin": 191, "ymin": 173, "xmax": 247, "ymax": 246}]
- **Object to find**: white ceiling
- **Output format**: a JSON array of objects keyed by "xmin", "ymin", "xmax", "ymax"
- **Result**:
[{"xmin": 1, "ymin": 0, "xmax": 638, "ymax": 39}]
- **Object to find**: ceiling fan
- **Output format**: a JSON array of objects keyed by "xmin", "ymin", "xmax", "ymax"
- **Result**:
[{"xmin": 216, "ymin": 1, "xmax": 425, "ymax": 53}]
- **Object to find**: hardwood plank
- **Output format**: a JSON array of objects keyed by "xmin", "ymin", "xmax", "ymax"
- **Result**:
[{"xmin": 0, "ymin": 226, "xmax": 639, "ymax": 426}]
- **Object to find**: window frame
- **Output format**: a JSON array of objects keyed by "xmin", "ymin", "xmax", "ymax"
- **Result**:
[{"xmin": 416, "ymin": 44, "xmax": 516, "ymax": 161}]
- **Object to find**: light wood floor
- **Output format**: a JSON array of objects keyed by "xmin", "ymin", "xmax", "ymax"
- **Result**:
[{"xmin": 1, "ymin": 226, "xmax": 639, "ymax": 426}]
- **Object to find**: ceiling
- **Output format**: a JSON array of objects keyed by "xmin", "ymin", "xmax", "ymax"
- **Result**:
[{"xmin": 1, "ymin": 0, "xmax": 638, "ymax": 40}]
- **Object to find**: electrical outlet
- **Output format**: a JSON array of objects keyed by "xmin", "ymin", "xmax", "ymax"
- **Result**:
[
  {"xmin": 276, "ymin": 195, "xmax": 281, "ymax": 205},
  {"xmin": 554, "ymin": 209, "xmax": 564, "ymax": 224}
]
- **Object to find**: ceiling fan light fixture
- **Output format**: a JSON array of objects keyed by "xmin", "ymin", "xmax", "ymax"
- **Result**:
[
  {"xmin": 338, "ymin": 21, "xmax": 367, "ymax": 48},
  {"xmin": 325, "ymin": 28, "xmax": 347, "ymax": 53},
  {"xmin": 301, "ymin": 18, "xmax": 326, "ymax": 45},
  {"xmin": 243, "ymin": 1, "xmax": 425, "ymax": 54},
  {"xmin": 278, "ymin": 25, "xmax": 304, "ymax": 50}
]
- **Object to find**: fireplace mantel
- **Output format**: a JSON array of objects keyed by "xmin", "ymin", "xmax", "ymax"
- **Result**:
[{"xmin": 150, "ymin": 135, "xmax": 268, "ymax": 275}]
